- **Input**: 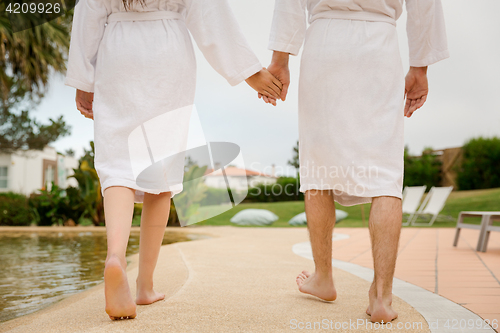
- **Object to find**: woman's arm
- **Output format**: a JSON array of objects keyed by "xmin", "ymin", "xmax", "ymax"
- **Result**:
[{"xmin": 64, "ymin": 0, "xmax": 108, "ymax": 93}]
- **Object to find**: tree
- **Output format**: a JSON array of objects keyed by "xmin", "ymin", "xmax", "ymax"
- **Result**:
[
  {"xmin": 64, "ymin": 148, "xmax": 75, "ymax": 157},
  {"xmin": 403, "ymin": 146, "xmax": 442, "ymax": 189},
  {"xmin": 288, "ymin": 140, "xmax": 299, "ymax": 170},
  {"xmin": 0, "ymin": 110, "xmax": 70, "ymax": 152},
  {"xmin": 457, "ymin": 137, "xmax": 500, "ymax": 190},
  {"xmin": 0, "ymin": 3, "xmax": 73, "ymax": 153}
]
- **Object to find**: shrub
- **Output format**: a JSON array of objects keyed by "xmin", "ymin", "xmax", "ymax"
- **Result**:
[
  {"xmin": 403, "ymin": 147, "xmax": 442, "ymax": 189},
  {"xmin": 0, "ymin": 192, "xmax": 34, "ymax": 226},
  {"xmin": 28, "ymin": 183, "xmax": 86, "ymax": 226},
  {"xmin": 457, "ymin": 137, "xmax": 500, "ymax": 190},
  {"xmin": 246, "ymin": 177, "xmax": 303, "ymax": 202}
]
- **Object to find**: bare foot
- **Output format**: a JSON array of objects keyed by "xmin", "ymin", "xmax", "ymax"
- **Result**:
[
  {"xmin": 366, "ymin": 283, "xmax": 398, "ymax": 323},
  {"xmin": 136, "ymin": 287, "xmax": 165, "ymax": 305},
  {"xmin": 104, "ymin": 256, "xmax": 137, "ymax": 320},
  {"xmin": 296, "ymin": 270, "xmax": 337, "ymax": 301},
  {"xmin": 366, "ymin": 283, "xmax": 375, "ymax": 316}
]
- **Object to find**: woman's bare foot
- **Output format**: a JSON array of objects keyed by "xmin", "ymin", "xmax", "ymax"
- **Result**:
[
  {"xmin": 366, "ymin": 283, "xmax": 398, "ymax": 323},
  {"xmin": 296, "ymin": 270, "xmax": 337, "ymax": 301},
  {"xmin": 136, "ymin": 281, "xmax": 165, "ymax": 305},
  {"xmin": 104, "ymin": 256, "xmax": 137, "ymax": 320}
]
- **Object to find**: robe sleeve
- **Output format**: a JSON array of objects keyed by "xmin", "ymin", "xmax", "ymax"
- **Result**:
[
  {"xmin": 267, "ymin": 0, "xmax": 307, "ymax": 56},
  {"xmin": 64, "ymin": 0, "xmax": 108, "ymax": 93},
  {"xmin": 406, "ymin": 0, "xmax": 450, "ymax": 67},
  {"xmin": 184, "ymin": 0, "xmax": 262, "ymax": 86}
]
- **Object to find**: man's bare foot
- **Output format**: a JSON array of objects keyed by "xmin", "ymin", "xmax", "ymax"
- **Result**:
[
  {"xmin": 104, "ymin": 256, "xmax": 137, "ymax": 320},
  {"xmin": 136, "ymin": 286, "xmax": 165, "ymax": 305},
  {"xmin": 296, "ymin": 270, "xmax": 337, "ymax": 301},
  {"xmin": 366, "ymin": 283, "xmax": 375, "ymax": 316},
  {"xmin": 366, "ymin": 283, "xmax": 398, "ymax": 323}
]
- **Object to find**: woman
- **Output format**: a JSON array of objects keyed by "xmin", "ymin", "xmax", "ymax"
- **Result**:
[{"xmin": 65, "ymin": 0, "xmax": 282, "ymax": 320}]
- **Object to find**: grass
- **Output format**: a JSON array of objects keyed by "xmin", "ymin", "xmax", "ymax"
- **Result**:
[{"xmin": 193, "ymin": 187, "xmax": 500, "ymax": 228}]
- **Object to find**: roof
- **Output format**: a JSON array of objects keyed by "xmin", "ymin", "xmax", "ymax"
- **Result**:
[{"xmin": 204, "ymin": 166, "xmax": 275, "ymax": 178}]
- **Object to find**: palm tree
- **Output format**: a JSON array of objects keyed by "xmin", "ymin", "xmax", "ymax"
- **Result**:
[
  {"xmin": 0, "ymin": 4, "xmax": 73, "ymax": 152},
  {"xmin": 0, "ymin": 2, "xmax": 72, "ymax": 104}
]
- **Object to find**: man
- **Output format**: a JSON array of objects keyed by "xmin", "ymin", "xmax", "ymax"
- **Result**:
[{"xmin": 261, "ymin": 0, "xmax": 449, "ymax": 323}]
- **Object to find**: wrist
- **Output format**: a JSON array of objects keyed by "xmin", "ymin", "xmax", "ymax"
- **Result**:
[
  {"xmin": 410, "ymin": 66, "xmax": 428, "ymax": 75},
  {"xmin": 271, "ymin": 51, "xmax": 289, "ymax": 66}
]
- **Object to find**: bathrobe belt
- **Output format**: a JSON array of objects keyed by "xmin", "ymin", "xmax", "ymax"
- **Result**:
[
  {"xmin": 107, "ymin": 11, "xmax": 183, "ymax": 23},
  {"xmin": 311, "ymin": 10, "xmax": 396, "ymax": 27}
]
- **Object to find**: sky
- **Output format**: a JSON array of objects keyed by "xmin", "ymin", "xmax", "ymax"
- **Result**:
[{"xmin": 31, "ymin": 0, "xmax": 500, "ymax": 177}]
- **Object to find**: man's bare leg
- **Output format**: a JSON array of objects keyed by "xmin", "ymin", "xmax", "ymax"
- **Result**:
[
  {"xmin": 103, "ymin": 186, "xmax": 137, "ymax": 320},
  {"xmin": 366, "ymin": 196, "xmax": 402, "ymax": 323},
  {"xmin": 136, "ymin": 192, "xmax": 171, "ymax": 305},
  {"xmin": 296, "ymin": 190, "xmax": 337, "ymax": 301}
]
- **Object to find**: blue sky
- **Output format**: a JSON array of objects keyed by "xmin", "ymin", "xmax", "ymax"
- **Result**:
[{"xmin": 32, "ymin": 0, "xmax": 500, "ymax": 177}]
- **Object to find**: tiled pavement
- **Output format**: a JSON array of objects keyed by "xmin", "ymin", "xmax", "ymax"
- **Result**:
[{"xmin": 333, "ymin": 227, "xmax": 500, "ymax": 325}]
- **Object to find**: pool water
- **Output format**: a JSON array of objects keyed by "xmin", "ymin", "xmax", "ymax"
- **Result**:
[{"xmin": 0, "ymin": 230, "xmax": 193, "ymax": 323}]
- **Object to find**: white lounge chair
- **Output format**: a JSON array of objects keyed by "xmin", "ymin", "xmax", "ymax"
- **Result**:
[
  {"xmin": 410, "ymin": 186, "xmax": 454, "ymax": 226},
  {"xmin": 401, "ymin": 186, "xmax": 426, "ymax": 226}
]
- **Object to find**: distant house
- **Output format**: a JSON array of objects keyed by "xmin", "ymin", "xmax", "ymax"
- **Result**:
[
  {"xmin": 0, "ymin": 146, "xmax": 78, "ymax": 196},
  {"xmin": 204, "ymin": 166, "xmax": 277, "ymax": 191}
]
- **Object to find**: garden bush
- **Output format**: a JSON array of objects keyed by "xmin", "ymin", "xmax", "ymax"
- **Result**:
[
  {"xmin": 457, "ymin": 137, "xmax": 500, "ymax": 190},
  {"xmin": 403, "ymin": 147, "xmax": 442, "ymax": 189},
  {"xmin": 0, "ymin": 192, "xmax": 34, "ymax": 226},
  {"xmin": 245, "ymin": 177, "xmax": 303, "ymax": 203}
]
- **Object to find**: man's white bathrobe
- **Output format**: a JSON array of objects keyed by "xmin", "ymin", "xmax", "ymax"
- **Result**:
[
  {"xmin": 65, "ymin": 0, "xmax": 262, "ymax": 203},
  {"xmin": 269, "ymin": 0, "xmax": 449, "ymax": 206}
]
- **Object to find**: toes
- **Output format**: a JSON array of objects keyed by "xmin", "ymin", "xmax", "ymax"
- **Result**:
[
  {"xmin": 302, "ymin": 271, "xmax": 312, "ymax": 277},
  {"xmin": 109, "ymin": 314, "xmax": 136, "ymax": 320}
]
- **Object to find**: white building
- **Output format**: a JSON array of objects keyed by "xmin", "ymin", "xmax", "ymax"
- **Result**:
[
  {"xmin": 204, "ymin": 166, "xmax": 277, "ymax": 191},
  {"xmin": 0, "ymin": 146, "xmax": 78, "ymax": 196}
]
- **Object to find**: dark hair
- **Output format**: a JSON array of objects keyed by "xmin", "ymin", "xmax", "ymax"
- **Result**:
[{"xmin": 122, "ymin": 0, "xmax": 146, "ymax": 10}]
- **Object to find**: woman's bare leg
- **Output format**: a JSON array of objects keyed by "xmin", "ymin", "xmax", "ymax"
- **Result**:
[
  {"xmin": 103, "ymin": 186, "xmax": 137, "ymax": 320},
  {"xmin": 135, "ymin": 191, "xmax": 171, "ymax": 305}
]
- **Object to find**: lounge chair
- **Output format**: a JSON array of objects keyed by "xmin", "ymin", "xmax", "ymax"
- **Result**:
[
  {"xmin": 409, "ymin": 186, "xmax": 453, "ymax": 226},
  {"xmin": 401, "ymin": 186, "xmax": 426, "ymax": 226}
]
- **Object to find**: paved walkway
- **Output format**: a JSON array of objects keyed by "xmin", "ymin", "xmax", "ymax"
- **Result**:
[
  {"xmin": 1, "ymin": 227, "xmax": 428, "ymax": 333},
  {"xmin": 329, "ymin": 228, "xmax": 500, "ymax": 326},
  {"xmin": 0, "ymin": 226, "xmax": 498, "ymax": 332}
]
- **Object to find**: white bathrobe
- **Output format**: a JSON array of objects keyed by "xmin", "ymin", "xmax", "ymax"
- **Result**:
[
  {"xmin": 269, "ymin": 0, "xmax": 449, "ymax": 206},
  {"xmin": 65, "ymin": 0, "xmax": 262, "ymax": 203}
]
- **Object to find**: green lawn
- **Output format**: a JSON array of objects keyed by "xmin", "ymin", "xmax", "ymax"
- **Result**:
[{"xmin": 193, "ymin": 188, "xmax": 500, "ymax": 228}]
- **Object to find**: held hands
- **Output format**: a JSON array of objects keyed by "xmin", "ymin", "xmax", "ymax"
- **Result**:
[
  {"xmin": 259, "ymin": 51, "xmax": 290, "ymax": 106},
  {"xmin": 245, "ymin": 68, "xmax": 283, "ymax": 106},
  {"xmin": 404, "ymin": 66, "xmax": 429, "ymax": 118},
  {"xmin": 76, "ymin": 89, "xmax": 94, "ymax": 120}
]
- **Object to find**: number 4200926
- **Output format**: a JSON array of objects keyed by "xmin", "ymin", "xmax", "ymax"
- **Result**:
[{"xmin": 5, "ymin": 2, "xmax": 61, "ymax": 14}]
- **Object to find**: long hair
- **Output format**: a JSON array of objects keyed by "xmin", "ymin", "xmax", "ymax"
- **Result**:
[{"xmin": 122, "ymin": 0, "xmax": 146, "ymax": 10}]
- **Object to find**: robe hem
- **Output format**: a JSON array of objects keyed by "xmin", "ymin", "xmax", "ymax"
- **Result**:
[
  {"xmin": 268, "ymin": 41, "xmax": 301, "ymax": 56},
  {"xmin": 100, "ymin": 178, "xmax": 182, "ymax": 203},
  {"xmin": 64, "ymin": 77, "xmax": 94, "ymax": 93},
  {"xmin": 227, "ymin": 62, "xmax": 262, "ymax": 86},
  {"xmin": 409, "ymin": 49, "xmax": 450, "ymax": 67},
  {"xmin": 299, "ymin": 184, "xmax": 402, "ymax": 207}
]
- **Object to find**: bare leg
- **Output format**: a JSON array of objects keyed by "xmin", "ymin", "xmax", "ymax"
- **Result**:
[
  {"xmin": 296, "ymin": 190, "xmax": 337, "ymax": 301},
  {"xmin": 135, "ymin": 192, "xmax": 171, "ymax": 305},
  {"xmin": 366, "ymin": 196, "xmax": 401, "ymax": 323},
  {"xmin": 103, "ymin": 186, "xmax": 137, "ymax": 320}
]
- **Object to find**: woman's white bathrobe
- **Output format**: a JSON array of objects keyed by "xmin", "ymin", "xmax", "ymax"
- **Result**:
[
  {"xmin": 269, "ymin": 0, "xmax": 449, "ymax": 206},
  {"xmin": 65, "ymin": 0, "xmax": 262, "ymax": 203}
]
